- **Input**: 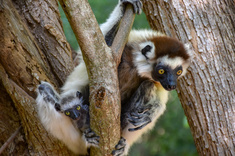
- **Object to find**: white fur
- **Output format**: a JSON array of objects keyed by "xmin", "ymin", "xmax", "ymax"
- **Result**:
[
  {"xmin": 133, "ymin": 52, "xmax": 153, "ymax": 79},
  {"xmin": 36, "ymin": 83, "xmax": 87, "ymax": 155},
  {"xmin": 157, "ymin": 56, "xmax": 184, "ymax": 69},
  {"xmin": 133, "ymin": 41, "xmax": 156, "ymax": 79},
  {"xmin": 128, "ymin": 29, "xmax": 165, "ymax": 43},
  {"xmin": 100, "ymin": 1, "xmax": 123, "ymax": 36},
  {"xmin": 61, "ymin": 61, "xmax": 89, "ymax": 96}
]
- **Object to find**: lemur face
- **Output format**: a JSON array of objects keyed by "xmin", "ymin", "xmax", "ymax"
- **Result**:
[
  {"xmin": 55, "ymin": 91, "xmax": 89, "ymax": 130},
  {"xmin": 133, "ymin": 36, "xmax": 191, "ymax": 91},
  {"xmin": 55, "ymin": 91, "xmax": 89, "ymax": 120},
  {"xmin": 63, "ymin": 104, "xmax": 88, "ymax": 120},
  {"xmin": 152, "ymin": 55, "xmax": 185, "ymax": 91},
  {"xmin": 152, "ymin": 63, "xmax": 183, "ymax": 91}
]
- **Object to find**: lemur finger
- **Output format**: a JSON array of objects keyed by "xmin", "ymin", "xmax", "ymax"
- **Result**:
[
  {"xmin": 86, "ymin": 137, "xmax": 100, "ymax": 146},
  {"xmin": 127, "ymin": 114, "xmax": 149, "ymax": 125},
  {"xmin": 112, "ymin": 137, "xmax": 126, "ymax": 156},
  {"xmin": 136, "ymin": 1, "xmax": 143, "ymax": 14},
  {"xmin": 128, "ymin": 119, "xmax": 151, "ymax": 131},
  {"xmin": 121, "ymin": 0, "xmax": 142, "ymax": 14},
  {"xmin": 115, "ymin": 137, "xmax": 126, "ymax": 149},
  {"xmin": 84, "ymin": 128, "xmax": 97, "ymax": 138},
  {"xmin": 129, "ymin": 110, "xmax": 150, "ymax": 119},
  {"xmin": 132, "ymin": 1, "xmax": 142, "ymax": 14},
  {"xmin": 138, "ymin": 105, "xmax": 152, "ymax": 113},
  {"xmin": 128, "ymin": 117, "xmax": 148, "ymax": 127}
]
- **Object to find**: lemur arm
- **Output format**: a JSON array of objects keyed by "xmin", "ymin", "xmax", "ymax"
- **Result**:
[
  {"xmin": 112, "ymin": 81, "xmax": 168, "ymax": 156},
  {"xmin": 36, "ymin": 82, "xmax": 87, "ymax": 155},
  {"xmin": 125, "ymin": 80, "xmax": 167, "ymax": 131},
  {"xmin": 121, "ymin": 81, "xmax": 157, "ymax": 131},
  {"xmin": 100, "ymin": 0, "xmax": 142, "ymax": 46}
]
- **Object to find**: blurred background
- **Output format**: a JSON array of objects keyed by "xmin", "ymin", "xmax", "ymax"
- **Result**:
[{"xmin": 59, "ymin": 0, "xmax": 198, "ymax": 155}]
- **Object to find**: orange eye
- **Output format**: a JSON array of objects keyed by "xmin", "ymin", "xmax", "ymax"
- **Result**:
[
  {"xmin": 158, "ymin": 69, "xmax": 165, "ymax": 74},
  {"xmin": 177, "ymin": 70, "xmax": 182, "ymax": 75},
  {"xmin": 77, "ymin": 106, "xmax": 81, "ymax": 110},
  {"xmin": 65, "ymin": 111, "xmax": 70, "ymax": 116}
]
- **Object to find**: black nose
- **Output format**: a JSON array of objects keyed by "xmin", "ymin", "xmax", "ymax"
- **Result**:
[
  {"xmin": 166, "ymin": 85, "xmax": 176, "ymax": 91},
  {"xmin": 71, "ymin": 111, "xmax": 81, "ymax": 120}
]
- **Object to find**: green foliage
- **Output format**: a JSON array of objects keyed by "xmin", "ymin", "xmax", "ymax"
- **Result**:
[{"xmin": 59, "ymin": 1, "xmax": 197, "ymax": 155}]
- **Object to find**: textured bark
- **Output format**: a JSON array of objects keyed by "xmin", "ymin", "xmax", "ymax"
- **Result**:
[
  {"xmin": 59, "ymin": 0, "xmax": 135, "ymax": 155},
  {"xmin": 142, "ymin": 0, "xmax": 235, "ymax": 155},
  {"xmin": 0, "ymin": 0, "xmax": 74, "ymax": 155}
]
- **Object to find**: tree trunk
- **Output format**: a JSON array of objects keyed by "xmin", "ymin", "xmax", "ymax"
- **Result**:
[
  {"xmin": 0, "ymin": 0, "xmax": 75, "ymax": 155},
  {"xmin": 142, "ymin": 0, "xmax": 235, "ymax": 155}
]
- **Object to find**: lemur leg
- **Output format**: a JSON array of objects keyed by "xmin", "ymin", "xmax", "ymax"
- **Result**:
[
  {"xmin": 83, "ymin": 128, "xmax": 100, "ymax": 147},
  {"xmin": 112, "ymin": 81, "xmax": 157, "ymax": 156}
]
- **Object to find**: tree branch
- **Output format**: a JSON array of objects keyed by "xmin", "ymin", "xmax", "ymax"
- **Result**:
[
  {"xmin": 0, "ymin": 127, "xmax": 22, "ymax": 154},
  {"xmin": 111, "ymin": 4, "xmax": 135, "ymax": 65}
]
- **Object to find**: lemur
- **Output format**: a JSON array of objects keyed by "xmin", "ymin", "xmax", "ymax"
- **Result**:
[
  {"xmin": 36, "ymin": 0, "xmax": 191, "ymax": 155},
  {"xmin": 37, "ymin": 82, "xmax": 99, "ymax": 154}
]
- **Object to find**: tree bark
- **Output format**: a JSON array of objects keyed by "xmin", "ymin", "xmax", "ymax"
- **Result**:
[
  {"xmin": 0, "ymin": 0, "xmax": 75, "ymax": 155},
  {"xmin": 142, "ymin": 0, "xmax": 235, "ymax": 155}
]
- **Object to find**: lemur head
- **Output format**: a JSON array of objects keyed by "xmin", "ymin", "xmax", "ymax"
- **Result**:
[
  {"xmin": 55, "ymin": 91, "xmax": 89, "ymax": 129},
  {"xmin": 134, "ymin": 35, "xmax": 191, "ymax": 91}
]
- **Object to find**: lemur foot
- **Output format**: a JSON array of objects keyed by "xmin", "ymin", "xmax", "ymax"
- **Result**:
[
  {"xmin": 121, "ymin": 0, "xmax": 142, "ymax": 14},
  {"xmin": 84, "ymin": 128, "xmax": 100, "ymax": 146},
  {"xmin": 127, "ymin": 105, "xmax": 152, "ymax": 131},
  {"xmin": 38, "ymin": 82, "xmax": 59, "ymax": 105},
  {"xmin": 112, "ymin": 137, "xmax": 126, "ymax": 156}
]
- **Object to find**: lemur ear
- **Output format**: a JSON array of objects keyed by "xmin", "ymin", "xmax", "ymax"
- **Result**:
[
  {"xmin": 141, "ymin": 45, "xmax": 152, "ymax": 59},
  {"xmin": 139, "ymin": 41, "xmax": 155, "ymax": 60},
  {"xmin": 76, "ymin": 91, "xmax": 83, "ymax": 99},
  {"xmin": 55, "ymin": 103, "xmax": 61, "ymax": 112}
]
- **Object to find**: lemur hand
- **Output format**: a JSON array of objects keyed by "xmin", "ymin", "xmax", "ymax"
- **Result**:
[
  {"xmin": 84, "ymin": 128, "xmax": 100, "ymax": 147},
  {"xmin": 112, "ymin": 137, "xmax": 126, "ymax": 156},
  {"xmin": 38, "ymin": 82, "xmax": 59, "ymax": 105},
  {"xmin": 127, "ymin": 105, "xmax": 152, "ymax": 131},
  {"xmin": 121, "ymin": 0, "xmax": 143, "ymax": 14}
]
